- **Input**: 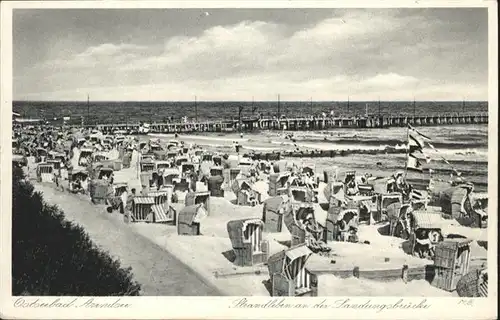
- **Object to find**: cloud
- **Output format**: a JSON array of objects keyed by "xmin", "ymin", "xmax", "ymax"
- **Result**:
[
  {"xmin": 78, "ymin": 43, "xmax": 147, "ymax": 57},
  {"xmin": 40, "ymin": 43, "xmax": 148, "ymax": 70},
  {"xmin": 15, "ymin": 9, "xmax": 488, "ymax": 101},
  {"xmin": 19, "ymin": 72, "xmax": 485, "ymax": 102},
  {"xmin": 361, "ymin": 73, "xmax": 419, "ymax": 88}
]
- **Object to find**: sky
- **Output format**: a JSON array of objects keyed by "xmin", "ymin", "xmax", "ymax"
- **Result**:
[{"xmin": 13, "ymin": 8, "xmax": 489, "ymax": 101}]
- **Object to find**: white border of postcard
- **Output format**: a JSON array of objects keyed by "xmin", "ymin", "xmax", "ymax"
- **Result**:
[{"xmin": 1, "ymin": 1, "xmax": 498, "ymax": 319}]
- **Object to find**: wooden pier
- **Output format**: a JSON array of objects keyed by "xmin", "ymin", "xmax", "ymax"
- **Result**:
[{"xmin": 71, "ymin": 112, "xmax": 488, "ymax": 133}]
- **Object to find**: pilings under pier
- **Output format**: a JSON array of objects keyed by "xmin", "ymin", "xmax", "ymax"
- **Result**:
[{"xmin": 72, "ymin": 113, "xmax": 489, "ymax": 134}]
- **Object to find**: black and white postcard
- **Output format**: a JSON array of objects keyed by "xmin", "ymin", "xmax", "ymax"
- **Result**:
[{"xmin": 1, "ymin": 1, "xmax": 497, "ymax": 319}]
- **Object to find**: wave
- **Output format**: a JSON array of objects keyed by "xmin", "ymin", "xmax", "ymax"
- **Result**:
[
  {"xmin": 272, "ymin": 140, "xmax": 489, "ymax": 160},
  {"xmin": 294, "ymin": 137, "xmax": 487, "ymax": 149},
  {"xmin": 149, "ymin": 133, "xmax": 249, "ymax": 143},
  {"xmin": 247, "ymin": 146, "xmax": 284, "ymax": 151},
  {"xmin": 427, "ymin": 148, "xmax": 489, "ymax": 158},
  {"xmin": 303, "ymin": 138, "xmax": 405, "ymax": 146},
  {"xmin": 443, "ymin": 133, "xmax": 487, "ymax": 141},
  {"xmin": 335, "ymin": 159, "xmax": 487, "ymax": 176},
  {"xmin": 270, "ymin": 140, "xmax": 408, "ymax": 152}
]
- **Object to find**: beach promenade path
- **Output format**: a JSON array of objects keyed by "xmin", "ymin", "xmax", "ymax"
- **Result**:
[{"xmin": 33, "ymin": 183, "xmax": 223, "ymax": 296}]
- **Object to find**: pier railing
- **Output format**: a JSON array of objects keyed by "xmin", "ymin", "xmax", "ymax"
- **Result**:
[{"xmin": 63, "ymin": 112, "xmax": 488, "ymax": 133}]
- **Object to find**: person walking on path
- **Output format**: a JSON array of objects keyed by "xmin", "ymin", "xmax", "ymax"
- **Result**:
[{"xmin": 124, "ymin": 188, "xmax": 136, "ymax": 223}]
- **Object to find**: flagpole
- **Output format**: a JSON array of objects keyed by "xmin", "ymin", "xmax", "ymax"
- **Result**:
[
  {"xmin": 404, "ymin": 123, "xmax": 410, "ymax": 181},
  {"xmin": 428, "ymin": 169, "xmax": 431, "ymax": 190}
]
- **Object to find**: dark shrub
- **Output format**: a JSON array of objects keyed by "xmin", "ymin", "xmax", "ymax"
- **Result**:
[{"xmin": 12, "ymin": 167, "xmax": 141, "ymax": 296}]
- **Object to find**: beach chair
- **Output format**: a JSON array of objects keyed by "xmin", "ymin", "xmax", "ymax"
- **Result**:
[
  {"xmin": 89, "ymin": 179, "xmax": 110, "ymax": 205},
  {"xmin": 35, "ymin": 147, "xmax": 48, "ymax": 163},
  {"xmin": 206, "ymin": 175, "xmax": 224, "ymax": 197},
  {"xmin": 262, "ymin": 196, "xmax": 289, "ymax": 232},
  {"xmin": 78, "ymin": 148, "xmax": 93, "ymax": 166},
  {"xmin": 162, "ymin": 168, "xmax": 180, "ymax": 186},
  {"xmin": 201, "ymin": 153, "xmax": 213, "ymax": 162},
  {"xmin": 237, "ymin": 158, "xmax": 253, "ymax": 176},
  {"xmin": 97, "ymin": 168, "xmax": 114, "ymax": 180},
  {"xmin": 140, "ymin": 160, "xmax": 156, "ymax": 173},
  {"xmin": 223, "ymin": 168, "xmax": 241, "ymax": 191},
  {"xmin": 176, "ymin": 156, "xmax": 189, "ymax": 168},
  {"xmin": 302, "ymin": 163, "xmax": 315, "ymax": 177},
  {"xmin": 439, "ymin": 184, "xmax": 482, "ymax": 227},
  {"xmin": 155, "ymin": 160, "xmax": 171, "ymax": 171},
  {"xmin": 268, "ymin": 173, "xmax": 290, "ymax": 197},
  {"xmin": 181, "ymin": 162, "xmax": 196, "ymax": 175},
  {"xmin": 431, "ymin": 239, "xmax": 473, "ymax": 292},
  {"xmin": 336, "ymin": 208, "xmax": 360, "ymax": 242},
  {"xmin": 323, "ymin": 206, "xmax": 341, "ymax": 243},
  {"xmin": 227, "ymin": 218, "xmax": 269, "ymax": 267},
  {"xmin": 258, "ymin": 160, "xmax": 271, "ymax": 173},
  {"xmin": 177, "ymin": 204, "xmax": 208, "ymax": 236},
  {"xmin": 210, "ymin": 166, "xmax": 223, "ymax": 177},
  {"xmin": 377, "ymin": 193, "xmax": 403, "ymax": 222},
  {"xmin": 93, "ymin": 152, "xmax": 109, "ymax": 163},
  {"xmin": 113, "ymin": 182, "xmax": 128, "ymax": 197},
  {"xmin": 68, "ymin": 170, "xmax": 88, "ymax": 194},
  {"xmin": 323, "ymin": 181, "xmax": 346, "ymax": 208},
  {"xmin": 456, "ymin": 268, "xmax": 488, "ymax": 298},
  {"xmin": 289, "ymin": 186, "xmax": 314, "ymax": 203},
  {"xmin": 267, "ymin": 245, "xmax": 318, "ymax": 297},
  {"xmin": 148, "ymin": 190, "xmax": 169, "ymax": 206},
  {"xmin": 357, "ymin": 196, "xmax": 378, "ymax": 225},
  {"xmin": 232, "ymin": 179, "xmax": 261, "ymax": 206},
  {"xmin": 46, "ymin": 159, "xmax": 61, "ymax": 170},
  {"xmin": 36, "ymin": 163, "xmax": 54, "ymax": 183},
  {"xmin": 358, "ymin": 183, "xmax": 375, "ymax": 196},
  {"xmin": 323, "ymin": 168, "xmax": 338, "ymax": 184},
  {"xmin": 284, "ymin": 202, "xmax": 323, "ymax": 246},
  {"xmin": 409, "ymin": 210, "xmax": 444, "ymax": 260},
  {"xmin": 213, "ymin": 155, "xmax": 222, "ymax": 166},
  {"xmin": 150, "ymin": 143, "xmax": 163, "ymax": 152},
  {"xmin": 150, "ymin": 203, "xmax": 176, "ymax": 224},
  {"xmin": 185, "ymin": 191, "xmax": 211, "ymax": 215},
  {"xmin": 167, "ymin": 151, "xmax": 178, "ymax": 159},
  {"xmin": 167, "ymin": 139, "xmax": 180, "ymax": 149},
  {"xmin": 131, "ymin": 196, "xmax": 155, "ymax": 222}
]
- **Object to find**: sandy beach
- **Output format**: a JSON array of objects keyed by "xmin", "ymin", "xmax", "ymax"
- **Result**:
[
  {"xmin": 32, "ymin": 183, "xmax": 221, "ymax": 296},
  {"xmin": 24, "ymin": 131, "xmax": 488, "ymax": 296}
]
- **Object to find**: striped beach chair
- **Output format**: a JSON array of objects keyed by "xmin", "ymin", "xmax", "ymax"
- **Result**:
[
  {"xmin": 227, "ymin": 218, "xmax": 269, "ymax": 267},
  {"xmin": 132, "ymin": 196, "xmax": 155, "ymax": 222},
  {"xmin": 267, "ymin": 244, "xmax": 318, "ymax": 297}
]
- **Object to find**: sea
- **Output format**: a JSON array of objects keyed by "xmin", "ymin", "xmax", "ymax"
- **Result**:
[{"xmin": 13, "ymin": 100, "xmax": 490, "ymax": 192}]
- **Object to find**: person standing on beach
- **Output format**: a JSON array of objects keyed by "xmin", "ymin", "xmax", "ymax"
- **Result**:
[
  {"xmin": 125, "ymin": 188, "xmax": 136, "ymax": 223},
  {"xmin": 54, "ymin": 167, "xmax": 60, "ymax": 189},
  {"xmin": 222, "ymin": 154, "xmax": 230, "ymax": 169}
]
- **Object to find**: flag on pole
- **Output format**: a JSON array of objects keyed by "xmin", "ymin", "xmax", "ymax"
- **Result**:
[
  {"xmin": 407, "ymin": 153, "xmax": 423, "ymax": 172},
  {"xmin": 408, "ymin": 124, "xmax": 432, "ymax": 140},
  {"xmin": 408, "ymin": 134, "xmax": 425, "ymax": 152},
  {"xmin": 410, "ymin": 188, "xmax": 427, "ymax": 201},
  {"xmin": 407, "ymin": 125, "xmax": 432, "ymax": 161},
  {"xmin": 409, "ymin": 142, "xmax": 432, "ymax": 162}
]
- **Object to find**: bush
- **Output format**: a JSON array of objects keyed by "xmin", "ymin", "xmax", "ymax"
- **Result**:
[{"xmin": 12, "ymin": 167, "xmax": 141, "ymax": 296}]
